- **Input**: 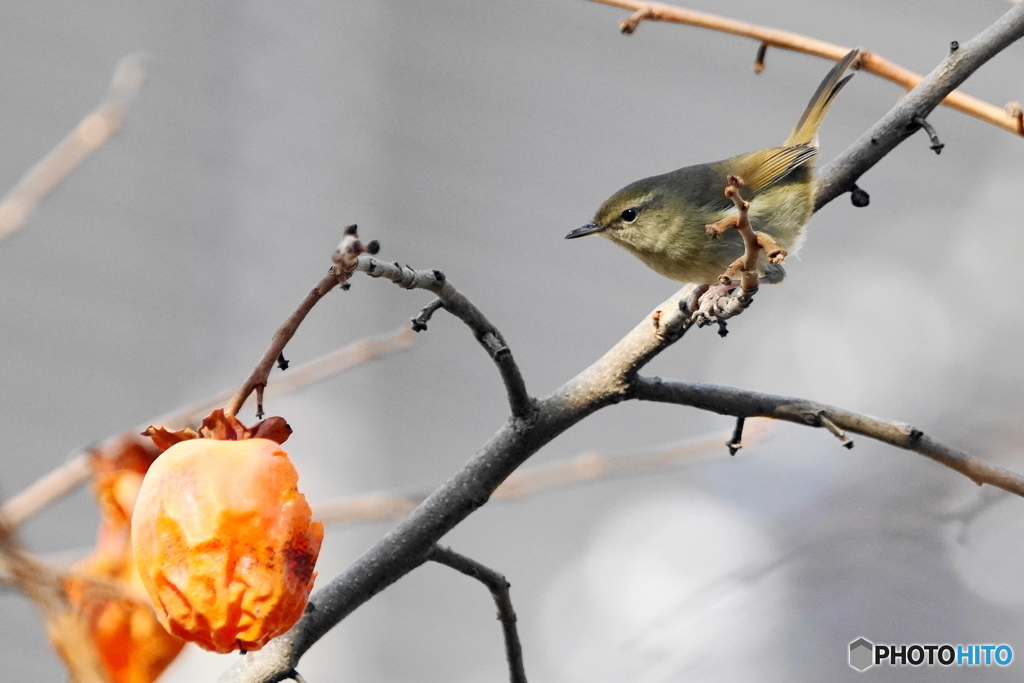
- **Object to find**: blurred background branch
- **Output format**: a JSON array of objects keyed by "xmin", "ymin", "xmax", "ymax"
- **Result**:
[
  {"xmin": 0, "ymin": 54, "xmax": 146, "ymax": 243},
  {"xmin": 815, "ymin": 0, "xmax": 1024, "ymax": 207},
  {"xmin": 312, "ymin": 421, "xmax": 772, "ymax": 525},
  {"xmin": 0, "ymin": 518, "xmax": 107, "ymax": 683},
  {"xmin": 588, "ymin": 0, "xmax": 1024, "ymax": 137},
  {"xmin": 1, "ymin": 326, "xmax": 417, "ymax": 531}
]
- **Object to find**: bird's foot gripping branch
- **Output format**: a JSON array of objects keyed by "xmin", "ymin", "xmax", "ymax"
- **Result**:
[{"xmin": 691, "ymin": 174, "xmax": 784, "ymax": 333}]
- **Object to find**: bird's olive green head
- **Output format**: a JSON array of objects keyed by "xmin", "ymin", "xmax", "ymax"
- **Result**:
[{"xmin": 565, "ymin": 175, "xmax": 696, "ymax": 249}]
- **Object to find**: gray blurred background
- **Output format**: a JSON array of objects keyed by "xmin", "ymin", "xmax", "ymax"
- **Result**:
[{"xmin": 2, "ymin": 0, "xmax": 1023, "ymax": 681}]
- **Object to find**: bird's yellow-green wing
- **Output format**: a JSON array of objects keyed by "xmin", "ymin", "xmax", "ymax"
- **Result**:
[{"xmin": 725, "ymin": 145, "xmax": 818, "ymax": 198}]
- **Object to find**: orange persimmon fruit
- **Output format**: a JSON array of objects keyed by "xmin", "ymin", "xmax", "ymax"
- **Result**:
[{"xmin": 131, "ymin": 437, "xmax": 323, "ymax": 653}]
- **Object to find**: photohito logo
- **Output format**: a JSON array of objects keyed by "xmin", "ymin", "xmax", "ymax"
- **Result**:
[{"xmin": 849, "ymin": 637, "xmax": 1013, "ymax": 671}]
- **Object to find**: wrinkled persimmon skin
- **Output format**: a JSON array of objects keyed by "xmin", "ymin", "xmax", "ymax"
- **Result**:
[{"xmin": 131, "ymin": 438, "xmax": 323, "ymax": 653}]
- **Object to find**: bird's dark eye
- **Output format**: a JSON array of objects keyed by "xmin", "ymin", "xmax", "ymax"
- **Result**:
[{"xmin": 620, "ymin": 208, "xmax": 638, "ymax": 223}]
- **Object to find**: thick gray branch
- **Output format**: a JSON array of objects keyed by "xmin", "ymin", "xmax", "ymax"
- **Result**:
[
  {"xmin": 218, "ymin": 288, "xmax": 699, "ymax": 683},
  {"xmin": 814, "ymin": 1, "xmax": 1024, "ymax": 209}
]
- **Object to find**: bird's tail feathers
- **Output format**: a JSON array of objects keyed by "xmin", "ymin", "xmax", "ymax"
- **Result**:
[{"xmin": 784, "ymin": 48, "xmax": 860, "ymax": 147}]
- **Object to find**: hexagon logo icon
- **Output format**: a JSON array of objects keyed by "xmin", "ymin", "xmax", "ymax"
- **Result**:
[{"xmin": 849, "ymin": 637, "xmax": 874, "ymax": 671}]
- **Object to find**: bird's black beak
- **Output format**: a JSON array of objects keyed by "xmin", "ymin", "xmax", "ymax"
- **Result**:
[{"xmin": 565, "ymin": 222, "xmax": 606, "ymax": 239}]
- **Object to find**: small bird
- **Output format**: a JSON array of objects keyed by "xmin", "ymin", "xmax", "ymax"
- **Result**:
[{"xmin": 566, "ymin": 49, "xmax": 860, "ymax": 285}]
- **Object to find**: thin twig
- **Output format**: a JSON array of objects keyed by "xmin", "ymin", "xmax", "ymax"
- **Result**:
[
  {"xmin": 427, "ymin": 546, "xmax": 527, "ymax": 683},
  {"xmin": 0, "ymin": 54, "xmax": 147, "ymax": 243},
  {"xmin": 912, "ymin": 115, "xmax": 945, "ymax": 154},
  {"xmin": 260, "ymin": 326, "xmax": 418, "ymax": 400},
  {"xmin": 727, "ymin": 416, "xmax": 746, "ymax": 455},
  {"xmin": 165, "ymin": 324, "xmax": 417, "ymax": 427},
  {"xmin": 1006, "ymin": 101, "xmax": 1023, "ymax": 134},
  {"xmin": 817, "ymin": 410, "xmax": 854, "ymax": 449},
  {"xmin": 356, "ymin": 256, "xmax": 535, "ymax": 420},
  {"xmin": 411, "ymin": 298, "xmax": 444, "ymax": 332},
  {"xmin": 225, "ymin": 226, "xmax": 376, "ymax": 418},
  {"xmin": 630, "ymin": 377, "xmax": 1024, "ymax": 495},
  {"xmin": 588, "ymin": 0, "xmax": 1024, "ymax": 138},
  {"xmin": 709, "ymin": 175, "xmax": 781, "ymax": 290},
  {"xmin": 753, "ymin": 42, "xmax": 768, "ymax": 74},
  {"xmin": 224, "ymin": 272, "xmax": 339, "ymax": 418}
]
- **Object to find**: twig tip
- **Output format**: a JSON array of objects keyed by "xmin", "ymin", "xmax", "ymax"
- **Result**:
[{"xmin": 753, "ymin": 42, "xmax": 768, "ymax": 74}]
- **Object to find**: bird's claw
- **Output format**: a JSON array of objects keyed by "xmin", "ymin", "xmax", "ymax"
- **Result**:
[{"xmin": 691, "ymin": 281, "xmax": 756, "ymax": 328}]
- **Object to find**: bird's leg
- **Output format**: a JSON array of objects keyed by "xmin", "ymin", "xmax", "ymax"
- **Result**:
[
  {"xmin": 704, "ymin": 175, "xmax": 789, "ymax": 280},
  {"xmin": 754, "ymin": 232, "xmax": 787, "ymax": 264},
  {"xmin": 705, "ymin": 215, "xmax": 739, "ymax": 237}
]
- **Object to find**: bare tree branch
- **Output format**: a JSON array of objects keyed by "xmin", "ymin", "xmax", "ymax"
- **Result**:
[
  {"xmin": 224, "ymin": 225, "xmax": 378, "ymax": 418},
  {"xmin": 223, "ymin": 272, "xmax": 339, "ymax": 418},
  {"xmin": 223, "ymin": 226, "xmax": 536, "ymax": 422},
  {"xmin": 0, "ymin": 55, "xmax": 147, "ymax": 243},
  {"xmin": 219, "ymin": 283, "xmax": 704, "ymax": 683},
  {"xmin": 815, "ymin": 1, "xmax": 1024, "ymax": 207},
  {"xmin": 220, "ymin": 9, "xmax": 1024, "ymax": 681},
  {"xmin": 586, "ymin": 0, "xmax": 1024, "ymax": 139},
  {"xmin": 355, "ymin": 255, "xmax": 535, "ymax": 420},
  {"xmin": 629, "ymin": 378, "xmax": 1024, "ymax": 496},
  {"xmin": 427, "ymin": 545, "xmax": 527, "ymax": 683}
]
